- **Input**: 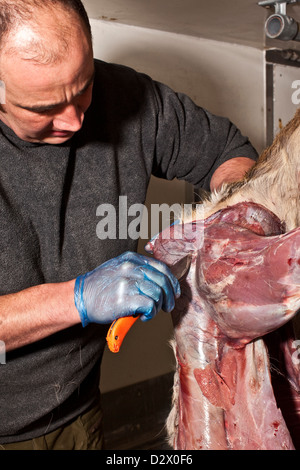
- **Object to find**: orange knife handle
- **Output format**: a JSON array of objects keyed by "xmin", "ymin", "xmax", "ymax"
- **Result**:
[{"xmin": 106, "ymin": 315, "xmax": 140, "ymax": 353}]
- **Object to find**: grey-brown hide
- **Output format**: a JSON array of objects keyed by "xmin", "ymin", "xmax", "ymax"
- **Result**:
[{"xmin": 201, "ymin": 108, "xmax": 300, "ymax": 230}]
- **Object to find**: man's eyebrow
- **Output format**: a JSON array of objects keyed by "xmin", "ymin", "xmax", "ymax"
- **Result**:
[{"xmin": 15, "ymin": 70, "xmax": 95, "ymax": 112}]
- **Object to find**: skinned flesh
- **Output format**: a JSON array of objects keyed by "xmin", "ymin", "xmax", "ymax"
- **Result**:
[{"xmin": 146, "ymin": 202, "xmax": 300, "ymax": 450}]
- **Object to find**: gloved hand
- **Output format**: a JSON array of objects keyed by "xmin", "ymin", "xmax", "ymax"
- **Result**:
[{"xmin": 74, "ymin": 251, "xmax": 181, "ymax": 327}]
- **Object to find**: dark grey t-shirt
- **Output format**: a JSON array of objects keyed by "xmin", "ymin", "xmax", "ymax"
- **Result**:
[{"xmin": 0, "ymin": 59, "xmax": 257, "ymax": 442}]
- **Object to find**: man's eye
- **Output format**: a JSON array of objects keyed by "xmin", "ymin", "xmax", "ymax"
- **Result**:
[{"xmin": 27, "ymin": 106, "xmax": 58, "ymax": 114}]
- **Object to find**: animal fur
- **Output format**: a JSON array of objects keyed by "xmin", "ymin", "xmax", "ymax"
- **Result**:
[{"xmin": 198, "ymin": 108, "xmax": 300, "ymax": 230}]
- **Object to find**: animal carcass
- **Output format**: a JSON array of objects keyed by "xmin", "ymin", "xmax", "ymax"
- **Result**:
[{"xmin": 146, "ymin": 109, "xmax": 300, "ymax": 450}]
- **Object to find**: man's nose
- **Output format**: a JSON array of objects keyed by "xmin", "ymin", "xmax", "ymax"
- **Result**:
[{"xmin": 53, "ymin": 104, "xmax": 84, "ymax": 132}]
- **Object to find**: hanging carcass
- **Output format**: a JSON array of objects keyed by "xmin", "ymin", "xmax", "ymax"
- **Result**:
[{"xmin": 146, "ymin": 108, "xmax": 300, "ymax": 450}]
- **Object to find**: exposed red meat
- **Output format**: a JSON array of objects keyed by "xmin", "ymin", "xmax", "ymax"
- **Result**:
[{"xmin": 146, "ymin": 202, "xmax": 300, "ymax": 450}]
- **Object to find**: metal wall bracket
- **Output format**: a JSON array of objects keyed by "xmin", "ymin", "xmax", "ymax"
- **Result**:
[{"xmin": 259, "ymin": 0, "xmax": 300, "ymax": 41}]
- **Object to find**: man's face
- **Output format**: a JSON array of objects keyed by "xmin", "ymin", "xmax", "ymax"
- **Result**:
[{"xmin": 0, "ymin": 25, "xmax": 94, "ymax": 144}]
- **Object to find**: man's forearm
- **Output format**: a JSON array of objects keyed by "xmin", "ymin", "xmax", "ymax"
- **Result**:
[
  {"xmin": 210, "ymin": 157, "xmax": 256, "ymax": 191},
  {"xmin": 0, "ymin": 280, "xmax": 80, "ymax": 352}
]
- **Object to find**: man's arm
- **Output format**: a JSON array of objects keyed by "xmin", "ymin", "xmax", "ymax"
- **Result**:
[
  {"xmin": 210, "ymin": 157, "xmax": 255, "ymax": 191},
  {"xmin": 148, "ymin": 81, "xmax": 258, "ymax": 190},
  {"xmin": 0, "ymin": 252, "xmax": 180, "ymax": 352},
  {"xmin": 0, "ymin": 280, "xmax": 80, "ymax": 352}
]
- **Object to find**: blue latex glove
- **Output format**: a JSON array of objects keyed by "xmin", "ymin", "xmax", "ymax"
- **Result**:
[{"xmin": 74, "ymin": 251, "xmax": 181, "ymax": 327}]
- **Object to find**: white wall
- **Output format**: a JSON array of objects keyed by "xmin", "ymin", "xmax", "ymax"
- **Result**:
[{"xmin": 83, "ymin": 0, "xmax": 268, "ymax": 49}]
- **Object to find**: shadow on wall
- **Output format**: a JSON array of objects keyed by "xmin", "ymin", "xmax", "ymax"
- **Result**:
[
  {"xmin": 104, "ymin": 46, "xmax": 218, "ymax": 113},
  {"xmin": 93, "ymin": 33, "xmax": 225, "ymax": 115}
]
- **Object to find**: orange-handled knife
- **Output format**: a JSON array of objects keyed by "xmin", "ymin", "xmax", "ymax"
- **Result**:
[
  {"xmin": 106, "ymin": 315, "xmax": 140, "ymax": 353},
  {"xmin": 106, "ymin": 254, "xmax": 192, "ymax": 353}
]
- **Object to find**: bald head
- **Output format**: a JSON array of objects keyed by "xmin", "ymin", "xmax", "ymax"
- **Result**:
[
  {"xmin": 0, "ymin": 0, "xmax": 92, "ymax": 67},
  {"xmin": 0, "ymin": 0, "xmax": 95, "ymax": 144}
]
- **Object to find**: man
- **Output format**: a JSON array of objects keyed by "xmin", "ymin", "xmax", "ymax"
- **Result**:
[{"xmin": 0, "ymin": 0, "xmax": 257, "ymax": 450}]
